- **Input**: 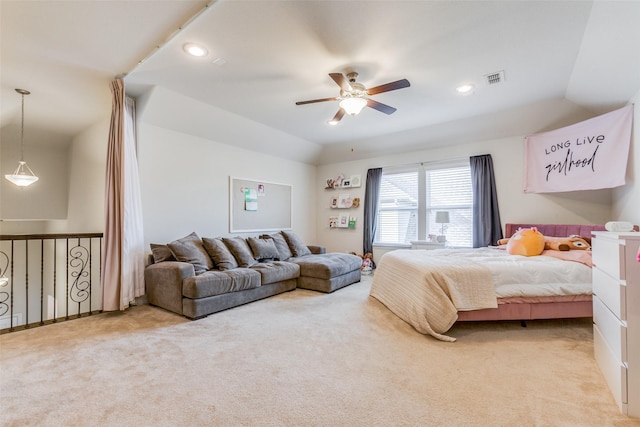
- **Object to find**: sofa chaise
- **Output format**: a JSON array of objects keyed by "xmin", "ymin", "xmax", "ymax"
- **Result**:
[{"xmin": 145, "ymin": 230, "xmax": 362, "ymax": 319}]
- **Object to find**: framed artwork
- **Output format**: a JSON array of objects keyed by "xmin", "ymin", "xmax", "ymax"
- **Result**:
[
  {"xmin": 330, "ymin": 196, "xmax": 338, "ymax": 208},
  {"xmin": 338, "ymin": 214, "xmax": 349, "ymax": 228},
  {"xmin": 337, "ymin": 194, "xmax": 351, "ymax": 208},
  {"xmin": 350, "ymin": 175, "xmax": 362, "ymax": 188},
  {"xmin": 342, "ymin": 179, "xmax": 351, "ymax": 188}
]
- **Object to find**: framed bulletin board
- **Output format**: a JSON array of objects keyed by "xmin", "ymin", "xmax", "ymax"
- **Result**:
[{"xmin": 229, "ymin": 177, "xmax": 292, "ymax": 233}]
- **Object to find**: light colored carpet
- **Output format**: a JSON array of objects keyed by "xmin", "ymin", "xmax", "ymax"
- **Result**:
[{"xmin": 1, "ymin": 276, "xmax": 638, "ymax": 427}]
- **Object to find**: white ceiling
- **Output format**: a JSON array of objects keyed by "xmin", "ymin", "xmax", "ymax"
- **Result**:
[{"xmin": 2, "ymin": 0, "xmax": 640, "ymax": 165}]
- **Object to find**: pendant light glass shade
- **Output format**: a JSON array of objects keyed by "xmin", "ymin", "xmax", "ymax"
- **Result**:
[
  {"xmin": 5, "ymin": 89, "xmax": 38, "ymax": 187},
  {"xmin": 5, "ymin": 161, "xmax": 39, "ymax": 186}
]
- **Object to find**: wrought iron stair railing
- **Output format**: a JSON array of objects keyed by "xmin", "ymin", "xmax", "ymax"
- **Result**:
[{"xmin": 0, "ymin": 233, "xmax": 103, "ymax": 333}]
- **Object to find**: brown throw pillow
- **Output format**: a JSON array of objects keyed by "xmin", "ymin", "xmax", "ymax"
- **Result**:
[
  {"xmin": 167, "ymin": 232, "xmax": 214, "ymax": 274},
  {"xmin": 281, "ymin": 230, "xmax": 311, "ymax": 257},
  {"xmin": 150, "ymin": 244, "xmax": 175, "ymax": 263},
  {"xmin": 222, "ymin": 237, "xmax": 258, "ymax": 268},
  {"xmin": 202, "ymin": 237, "xmax": 238, "ymax": 271},
  {"xmin": 247, "ymin": 236, "xmax": 280, "ymax": 261}
]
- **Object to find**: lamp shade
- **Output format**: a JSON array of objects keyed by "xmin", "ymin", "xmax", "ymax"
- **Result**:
[
  {"xmin": 435, "ymin": 211, "xmax": 450, "ymax": 224},
  {"xmin": 339, "ymin": 97, "xmax": 367, "ymax": 115}
]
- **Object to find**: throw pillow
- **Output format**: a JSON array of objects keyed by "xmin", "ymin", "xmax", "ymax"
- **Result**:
[
  {"xmin": 281, "ymin": 230, "xmax": 311, "ymax": 257},
  {"xmin": 222, "ymin": 237, "xmax": 258, "ymax": 268},
  {"xmin": 247, "ymin": 236, "xmax": 280, "ymax": 261},
  {"xmin": 202, "ymin": 237, "xmax": 238, "ymax": 271},
  {"xmin": 150, "ymin": 243, "xmax": 176, "ymax": 263},
  {"xmin": 167, "ymin": 232, "xmax": 214, "ymax": 274},
  {"xmin": 264, "ymin": 233, "xmax": 293, "ymax": 261}
]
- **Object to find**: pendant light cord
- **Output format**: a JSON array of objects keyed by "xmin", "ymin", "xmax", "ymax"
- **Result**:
[{"xmin": 20, "ymin": 92, "xmax": 25, "ymax": 161}]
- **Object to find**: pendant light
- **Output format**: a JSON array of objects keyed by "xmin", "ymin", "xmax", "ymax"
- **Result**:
[{"xmin": 5, "ymin": 89, "xmax": 39, "ymax": 187}]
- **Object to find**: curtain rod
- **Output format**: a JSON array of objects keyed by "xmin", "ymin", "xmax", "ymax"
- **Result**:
[
  {"xmin": 377, "ymin": 156, "xmax": 470, "ymax": 170},
  {"xmin": 118, "ymin": 0, "xmax": 219, "ymax": 79}
]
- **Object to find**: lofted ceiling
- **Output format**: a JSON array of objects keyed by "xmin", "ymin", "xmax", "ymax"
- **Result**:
[{"xmin": 2, "ymin": 0, "xmax": 640, "ymax": 165}]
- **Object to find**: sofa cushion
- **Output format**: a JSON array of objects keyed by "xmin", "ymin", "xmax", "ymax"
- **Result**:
[
  {"xmin": 291, "ymin": 253, "xmax": 362, "ymax": 280},
  {"xmin": 182, "ymin": 268, "xmax": 261, "ymax": 299},
  {"xmin": 247, "ymin": 237, "xmax": 280, "ymax": 261},
  {"xmin": 281, "ymin": 230, "xmax": 311, "ymax": 257},
  {"xmin": 167, "ymin": 232, "xmax": 213, "ymax": 274},
  {"xmin": 223, "ymin": 237, "xmax": 258, "ymax": 268},
  {"xmin": 250, "ymin": 261, "xmax": 300, "ymax": 285},
  {"xmin": 150, "ymin": 243, "xmax": 175, "ymax": 263},
  {"xmin": 202, "ymin": 237, "xmax": 238, "ymax": 271},
  {"xmin": 265, "ymin": 233, "xmax": 293, "ymax": 261}
]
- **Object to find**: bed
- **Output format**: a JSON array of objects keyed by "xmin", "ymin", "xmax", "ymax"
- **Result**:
[{"xmin": 369, "ymin": 223, "xmax": 606, "ymax": 342}]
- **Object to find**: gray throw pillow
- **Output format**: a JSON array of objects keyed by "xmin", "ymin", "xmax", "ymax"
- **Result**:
[
  {"xmin": 222, "ymin": 237, "xmax": 258, "ymax": 268},
  {"xmin": 281, "ymin": 230, "xmax": 311, "ymax": 257},
  {"xmin": 247, "ymin": 236, "xmax": 280, "ymax": 261},
  {"xmin": 167, "ymin": 232, "xmax": 214, "ymax": 274},
  {"xmin": 150, "ymin": 243, "xmax": 175, "ymax": 263},
  {"xmin": 202, "ymin": 237, "xmax": 238, "ymax": 271},
  {"xmin": 265, "ymin": 233, "xmax": 293, "ymax": 260}
]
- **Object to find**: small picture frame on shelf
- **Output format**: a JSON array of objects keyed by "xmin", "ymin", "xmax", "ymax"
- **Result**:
[
  {"xmin": 330, "ymin": 196, "xmax": 338, "ymax": 208},
  {"xmin": 350, "ymin": 175, "xmax": 361, "ymax": 188},
  {"xmin": 342, "ymin": 180, "xmax": 351, "ymax": 188},
  {"xmin": 338, "ymin": 214, "xmax": 349, "ymax": 228},
  {"xmin": 337, "ymin": 194, "xmax": 351, "ymax": 208}
]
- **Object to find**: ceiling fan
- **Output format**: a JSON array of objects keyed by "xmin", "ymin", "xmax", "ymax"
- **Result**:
[{"xmin": 296, "ymin": 72, "xmax": 410, "ymax": 124}]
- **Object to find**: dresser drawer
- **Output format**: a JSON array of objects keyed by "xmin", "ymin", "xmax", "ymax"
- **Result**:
[
  {"xmin": 592, "ymin": 234, "xmax": 624, "ymax": 280},
  {"xmin": 594, "ymin": 324, "xmax": 628, "ymax": 408},
  {"xmin": 593, "ymin": 296, "xmax": 627, "ymax": 363},
  {"xmin": 593, "ymin": 267, "xmax": 627, "ymax": 320}
]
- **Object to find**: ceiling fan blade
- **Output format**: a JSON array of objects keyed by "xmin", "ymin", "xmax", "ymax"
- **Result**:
[
  {"xmin": 366, "ymin": 79, "xmax": 410, "ymax": 95},
  {"xmin": 329, "ymin": 73, "xmax": 352, "ymax": 92},
  {"xmin": 367, "ymin": 99, "xmax": 397, "ymax": 115},
  {"xmin": 328, "ymin": 108, "xmax": 345, "ymax": 124},
  {"xmin": 296, "ymin": 97, "xmax": 338, "ymax": 105}
]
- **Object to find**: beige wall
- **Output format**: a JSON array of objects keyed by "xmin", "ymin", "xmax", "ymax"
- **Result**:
[
  {"xmin": 612, "ymin": 90, "xmax": 640, "ymax": 225},
  {"xmin": 0, "ymin": 125, "xmax": 70, "ymax": 224},
  {"xmin": 137, "ymin": 123, "xmax": 317, "ymax": 246},
  {"xmin": 316, "ymin": 134, "xmax": 614, "ymax": 256}
]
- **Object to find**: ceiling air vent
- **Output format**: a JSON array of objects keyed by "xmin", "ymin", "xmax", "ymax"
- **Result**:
[{"xmin": 484, "ymin": 70, "xmax": 505, "ymax": 85}]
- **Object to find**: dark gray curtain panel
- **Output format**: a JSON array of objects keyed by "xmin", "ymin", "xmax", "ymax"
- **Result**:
[
  {"xmin": 470, "ymin": 154, "xmax": 503, "ymax": 248},
  {"xmin": 363, "ymin": 168, "xmax": 383, "ymax": 256}
]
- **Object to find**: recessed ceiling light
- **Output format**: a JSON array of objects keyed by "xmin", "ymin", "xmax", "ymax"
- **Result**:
[
  {"xmin": 456, "ymin": 83, "xmax": 475, "ymax": 95},
  {"xmin": 183, "ymin": 43, "xmax": 208, "ymax": 57}
]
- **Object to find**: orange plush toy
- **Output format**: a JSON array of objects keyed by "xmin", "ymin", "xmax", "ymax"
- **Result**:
[{"xmin": 503, "ymin": 227, "xmax": 545, "ymax": 256}]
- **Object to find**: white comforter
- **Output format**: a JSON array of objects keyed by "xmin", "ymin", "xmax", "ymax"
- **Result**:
[{"xmin": 369, "ymin": 248, "xmax": 592, "ymax": 342}]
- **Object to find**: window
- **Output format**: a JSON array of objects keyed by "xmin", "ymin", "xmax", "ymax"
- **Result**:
[{"xmin": 375, "ymin": 162, "xmax": 473, "ymax": 247}]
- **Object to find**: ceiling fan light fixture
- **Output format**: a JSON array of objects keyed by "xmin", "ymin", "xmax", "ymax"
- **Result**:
[
  {"xmin": 339, "ymin": 97, "xmax": 367, "ymax": 116},
  {"xmin": 183, "ymin": 42, "xmax": 208, "ymax": 57}
]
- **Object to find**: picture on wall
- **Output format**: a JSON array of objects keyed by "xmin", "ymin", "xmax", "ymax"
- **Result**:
[
  {"xmin": 338, "ymin": 214, "xmax": 349, "ymax": 228},
  {"xmin": 349, "ymin": 175, "xmax": 362, "ymax": 188}
]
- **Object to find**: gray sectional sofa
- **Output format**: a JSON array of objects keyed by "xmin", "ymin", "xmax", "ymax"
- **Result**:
[{"xmin": 144, "ymin": 230, "xmax": 362, "ymax": 319}]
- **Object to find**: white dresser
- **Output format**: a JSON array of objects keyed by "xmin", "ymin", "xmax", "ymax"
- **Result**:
[{"xmin": 591, "ymin": 231, "xmax": 640, "ymax": 417}]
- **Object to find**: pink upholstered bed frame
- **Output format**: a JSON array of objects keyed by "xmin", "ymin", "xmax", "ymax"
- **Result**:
[{"xmin": 456, "ymin": 223, "xmax": 606, "ymax": 322}]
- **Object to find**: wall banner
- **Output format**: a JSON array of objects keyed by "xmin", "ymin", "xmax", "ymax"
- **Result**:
[{"xmin": 524, "ymin": 104, "xmax": 633, "ymax": 193}]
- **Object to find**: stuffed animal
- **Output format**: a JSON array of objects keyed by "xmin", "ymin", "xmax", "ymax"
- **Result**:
[
  {"xmin": 503, "ymin": 227, "xmax": 545, "ymax": 256},
  {"xmin": 543, "ymin": 235, "xmax": 591, "ymax": 251},
  {"xmin": 349, "ymin": 252, "xmax": 375, "ymax": 274},
  {"xmin": 498, "ymin": 231, "xmax": 591, "ymax": 253}
]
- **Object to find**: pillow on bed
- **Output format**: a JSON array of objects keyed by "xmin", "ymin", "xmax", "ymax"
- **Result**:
[{"xmin": 505, "ymin": 227, "xmax": 545, "ymax": 256}]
